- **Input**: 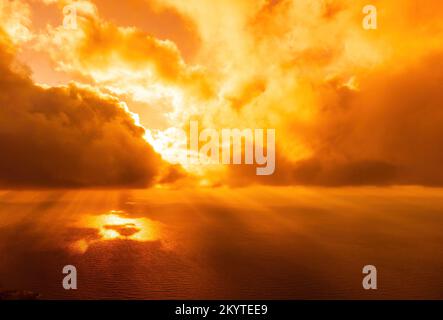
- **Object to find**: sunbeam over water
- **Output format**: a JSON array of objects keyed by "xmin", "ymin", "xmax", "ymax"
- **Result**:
[{"xmin": 1, "ymin": 187, "xmax": 443, "ymax": 299}]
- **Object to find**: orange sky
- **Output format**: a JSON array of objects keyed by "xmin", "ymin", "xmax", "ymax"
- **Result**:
[{"xmin": 0, "ymin": 0, "xmax": 443, "ymax": 188}]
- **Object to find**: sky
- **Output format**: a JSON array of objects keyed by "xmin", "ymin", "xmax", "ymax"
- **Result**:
[{"xmin": 0, "ymin": 0, "xmax": 443, "ymax": 188}]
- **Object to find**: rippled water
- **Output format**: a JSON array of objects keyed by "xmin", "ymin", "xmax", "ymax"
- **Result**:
[{"xmin": 0, "ymin": 187, "xmax": 443, "ymax": 299}]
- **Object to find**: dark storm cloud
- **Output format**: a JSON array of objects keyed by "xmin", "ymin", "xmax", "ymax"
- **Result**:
[
  {"xmin": 0, "ymin": 31, "xmax": 162, "ymax": 188},
  {"xmin": 227, "ymin": 51, "xmax": 443, "ymax": 187}
]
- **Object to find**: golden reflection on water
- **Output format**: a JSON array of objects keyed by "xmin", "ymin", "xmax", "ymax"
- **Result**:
[
  {"xmin": 70, "ymin": 210, "xmax": 161, "ymax": 253},
  {"xmin": 2, "ymin": 188, "xmax": 443, "ymax": 298}
]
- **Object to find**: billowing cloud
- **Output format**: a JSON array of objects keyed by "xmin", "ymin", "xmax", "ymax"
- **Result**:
[
  {"xmin": 296, "ymin": 51, "xmax": 443, "ymax": 186},
  {"xmin": 227, "ymin": 51, "xmax": 443, "ymax": 186},
  {"xmin": 5, "ymin": 0, "xmax": 443, "ymax": 187},
  {"xmin": 29, "ymin": 0, "xmax": 213, "ymax": 133},
  {"xmin": 0, "ymin": 30, "xmax": 163, "ymax": 188},
  {"xmin": 168, "ymin": 0, "xmax": 443, "ymax": 187},
  {"xmin": 0, "ymin": 0, "xmax": 34, "ymax": 44}
]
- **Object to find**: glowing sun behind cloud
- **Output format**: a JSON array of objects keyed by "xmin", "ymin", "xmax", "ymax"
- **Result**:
[{"xmin": 2, "ymin": 0, "xmax": 443, "ymax": 188}]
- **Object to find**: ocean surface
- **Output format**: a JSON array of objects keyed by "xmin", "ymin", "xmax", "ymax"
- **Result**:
[{"xmin": 0, "ymin": 186, "xmax": 442, "ymax": 299}]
